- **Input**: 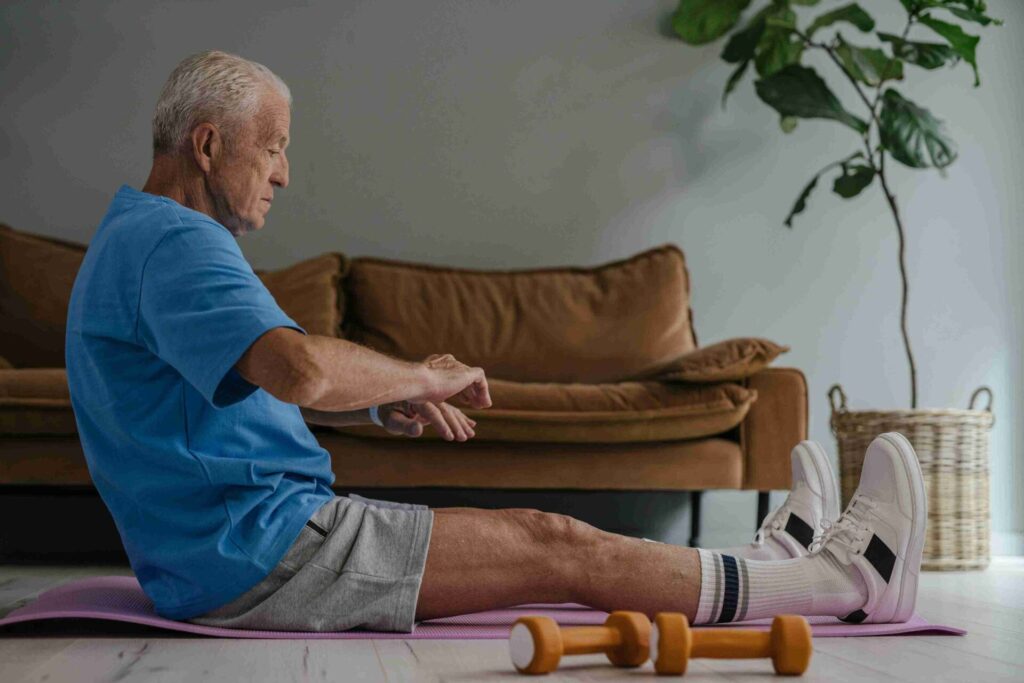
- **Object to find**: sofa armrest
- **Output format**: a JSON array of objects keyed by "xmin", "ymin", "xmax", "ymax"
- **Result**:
[{"xmin": 739, "ymin": 367, "xmax": 808, "ymax": 490}]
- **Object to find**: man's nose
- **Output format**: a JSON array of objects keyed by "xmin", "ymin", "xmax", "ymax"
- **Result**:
[{"xmin": 271, "ymin": 153, "xmax": 289, "ymax": 189}]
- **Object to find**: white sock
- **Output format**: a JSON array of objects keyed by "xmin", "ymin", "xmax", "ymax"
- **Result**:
[{"xmin": 694, "ymin": 549, "xmax": 866, "ymax": 624}]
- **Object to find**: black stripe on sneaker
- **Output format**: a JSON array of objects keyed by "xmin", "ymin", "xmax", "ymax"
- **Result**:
[
  {"xmin": 716, "ymin": 554, "xmax": 741, "ymax": 623},
  {"xmin": 864, "ymin": 535, "xmax": 896, "ymax": 583},
  {"xmin": 784, "ymin": 513, "xmax": 815, "ymax": 549},
  {"xmin": 840, "ymin": 609, "xmax": 868, "ymax": 624}
]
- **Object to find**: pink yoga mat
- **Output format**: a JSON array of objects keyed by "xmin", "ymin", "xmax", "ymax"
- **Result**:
[{"xmin": 0, "ymin": 576, "xmax": 964, "ymax": 639}]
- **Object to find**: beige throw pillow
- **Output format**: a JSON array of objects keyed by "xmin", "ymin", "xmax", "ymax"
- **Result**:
[{"xmin": 643, "ymin": 337, "xmax": 789, "ymax": 382}]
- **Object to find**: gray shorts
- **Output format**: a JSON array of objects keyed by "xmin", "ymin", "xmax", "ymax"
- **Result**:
[{"xmin": 187, "ymin": 494, "xmax": 434, "ymax": 633}]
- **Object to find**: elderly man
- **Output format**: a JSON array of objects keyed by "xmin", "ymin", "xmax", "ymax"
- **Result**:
[{"xmin": 66, "ymin": 50, "xmax": 927, "ymax": 633}]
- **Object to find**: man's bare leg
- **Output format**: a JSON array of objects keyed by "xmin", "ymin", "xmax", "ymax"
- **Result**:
[{"xmin": 415, "ymin": 507, "xmax": 700, "ymax": 621}]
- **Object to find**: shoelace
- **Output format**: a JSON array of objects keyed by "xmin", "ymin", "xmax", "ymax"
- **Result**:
[
  {"xmin": 809, "ymin": 493, "xmax": 878, "ymax": 555},
  {"xmin": 753, "ymin": 502, "xmax": 792, "ymax": 545}
]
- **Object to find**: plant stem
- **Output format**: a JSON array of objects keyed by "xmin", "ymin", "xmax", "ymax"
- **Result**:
[
  {"xmin": 876, "ymin": 152, "xmax": 918, "ymax": 408},
  {"xmin": 800, "ymin": 23, "xmax": 920, "ymax": 408},
  {"xmin": 800, "ymin": 31, "xmax": 880, "ymax": 163},
  {"xmin": 869, "ymin": 15, "xmax": 919, "ymax": 409},
  {"xmin": 868, "ymin": 17, "xmax": 914, "ymax": 128}
]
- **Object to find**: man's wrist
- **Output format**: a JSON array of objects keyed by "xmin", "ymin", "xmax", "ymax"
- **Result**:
[{"xmin": 409, "ymin": 362, "xmax": 437, "ymax": 403}]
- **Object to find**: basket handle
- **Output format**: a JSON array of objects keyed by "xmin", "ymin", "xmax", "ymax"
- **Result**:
[
  {"xmin": 968, "ymin": 386, "xmax": 993, "ymax": 414},
  {"xmin": 828, "ymin": 384, "xmax": 848, "ymax": 415}
]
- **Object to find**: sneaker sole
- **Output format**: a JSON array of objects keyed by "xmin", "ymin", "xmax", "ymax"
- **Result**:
[
  {"xmin": 793, "ymin": 441, "xmax": 841, "ymax": 524},
  {"xmin": 875, "ymin": 432, "xmax": 927, "ymax": 624}
]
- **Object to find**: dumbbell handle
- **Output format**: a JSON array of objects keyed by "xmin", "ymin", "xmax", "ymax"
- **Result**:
[
  {"xmin": 691, "ymin": 630, "xmax": 772, "ymax": 659},
  {"xmin": 559, "ymin": 626, "xmax": 624, "ymax": 655}
]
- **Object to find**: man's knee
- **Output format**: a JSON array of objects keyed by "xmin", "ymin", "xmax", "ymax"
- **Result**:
[{"xmin": 503, "ymin": 507, "xmax": 589, "ymax": 545}]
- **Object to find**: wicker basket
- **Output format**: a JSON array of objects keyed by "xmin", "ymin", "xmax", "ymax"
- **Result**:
[{"xmin": 829, "ymin": 384, "xmax": 994, "ymax": 571}]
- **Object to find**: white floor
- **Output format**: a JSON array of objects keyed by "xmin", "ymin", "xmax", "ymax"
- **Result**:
[{"xmin": 1, "ymin": 558, "xmax": 1022, "ymax": 682}]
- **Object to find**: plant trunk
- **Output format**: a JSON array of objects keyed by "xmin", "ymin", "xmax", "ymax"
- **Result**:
[{"xmin": 877, "ymin": 155, "xmax": 918, "ymax": 408}]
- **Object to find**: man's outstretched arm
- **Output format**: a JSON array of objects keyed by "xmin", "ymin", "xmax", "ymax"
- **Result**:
[{"xmin": 235, "ymin": 327, "xmax": 488, "ymax": 439}]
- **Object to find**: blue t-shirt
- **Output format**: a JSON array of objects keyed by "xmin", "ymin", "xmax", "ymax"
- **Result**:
[{"xmin": 65, "ymin": 185, "xmax": 335, "ymax": 620}]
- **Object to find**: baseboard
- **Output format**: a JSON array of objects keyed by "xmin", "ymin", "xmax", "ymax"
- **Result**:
[{"xmin": 992, "ymin": 530, "xmax": 1024, "ymax": 556}]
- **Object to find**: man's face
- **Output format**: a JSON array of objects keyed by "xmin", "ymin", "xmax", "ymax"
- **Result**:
[{"xmin": 208, "ymin": 89, "xmax": 290, "ymax": 236}]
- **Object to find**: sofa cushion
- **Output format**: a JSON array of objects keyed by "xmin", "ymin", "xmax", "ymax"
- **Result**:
[
  {"xmin": 343, "ymin": 245, "xmax": 698, "ymax": 383},
  {"xmin": 641, "ymin": 338, "xmax": 789, "ymax": 382},
  {"xmin": 254, "ymin": 252, "xmax": 349, "ymax": 338},
  {"xmin": 0, "ymin": 367, "xmax": 755, "ymax": 445},
  {"xmin": 0, "ymin": 224, "xmax": 86, "ymax": 368},
  {"xmin": 0, "ymin": 368, "xmax": 77, "ymax": 435},
  {"xmin": 333, "ymin": 377, "xmax": 756, "ymax": 444}
]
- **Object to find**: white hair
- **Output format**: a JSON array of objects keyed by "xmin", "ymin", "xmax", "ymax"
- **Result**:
[{"xmin": 151, "ymin": 50, "xmax": 291, "ymax": 156}]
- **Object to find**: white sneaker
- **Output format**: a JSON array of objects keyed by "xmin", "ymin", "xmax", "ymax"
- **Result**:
[
  {"xmin": 749, "ymin": 440, "xmax": 841, "ymax": 559},
  {"xmin": 811, "ymin": 432, "xmax": 927, "ymax": 624}
]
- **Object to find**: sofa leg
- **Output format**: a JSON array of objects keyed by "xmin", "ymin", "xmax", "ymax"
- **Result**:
[
  {"xmin": 756, "ymin": 491, "xmax": 770, "ymax": 529},
  {"xmin": 689, "ymin": 490, "xmax": 703, "ymax": 548}
]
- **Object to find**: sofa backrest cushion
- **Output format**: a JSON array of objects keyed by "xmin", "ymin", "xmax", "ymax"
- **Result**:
[
  {"xmin": 2, "ymin": 222, "xmax": 350, "ymax": 367},
  {"xmin": 254, "ymin": 252, "xmax": 349, "ymax": 338},
  {"xmin": 0, "ymin": 224, "xmax": 86, "ymax": 368},
  {"xmin": 343, "ymin": 245, "xmax": 698, "ymax": 383}
]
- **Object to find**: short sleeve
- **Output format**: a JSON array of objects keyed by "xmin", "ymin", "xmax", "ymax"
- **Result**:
[{"xmin": 137, "ymin": 224, "xmax": 307, "ymax": 408}]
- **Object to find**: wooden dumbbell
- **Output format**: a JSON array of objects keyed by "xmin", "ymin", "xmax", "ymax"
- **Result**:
[
  {"xmin": 509, "ymin": 611, "xmax": 650, "ymax": 675},
  {"xmin": 650, "ymin": 613, "xmax": 812, "ymax": 676}
]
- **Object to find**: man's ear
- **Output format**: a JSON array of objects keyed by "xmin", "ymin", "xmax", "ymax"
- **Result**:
[{"xmin": 189, "ymin": 123, "xmax": 221, "ymax": 175}]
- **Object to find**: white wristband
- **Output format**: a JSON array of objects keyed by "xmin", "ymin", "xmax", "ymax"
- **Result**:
[{"xmin": 368, "ymin": 405, "xmax": 384, "ymax": 427}]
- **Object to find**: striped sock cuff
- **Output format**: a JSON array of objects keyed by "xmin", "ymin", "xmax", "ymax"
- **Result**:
[{"xmin": 695, "ymin": 549, "xmax": 751, "ymax": 624}]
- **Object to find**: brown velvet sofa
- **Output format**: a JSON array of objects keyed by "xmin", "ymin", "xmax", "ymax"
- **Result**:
[{"xmin": 0, "ymin": 222, "xmax": 807, "ymax": 557}]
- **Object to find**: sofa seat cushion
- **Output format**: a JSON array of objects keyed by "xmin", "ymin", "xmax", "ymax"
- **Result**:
[
  {"xmin": 333, "ymin": 378, "xmax": 757, "ymax": 444},
  {"xmin": 1, "ymin": 368, "xmax": 756, "ymax": 444},
  {"xmin": 254, "ymin": 252, "xmax": 349, "ymax": 338},
  {"xmin": 344, "ymin": 245, "xmax": 698, "ymax": 384},
  {"xmin": 0, "ymin": 368, "xmax": 76, "ymax": 435}
]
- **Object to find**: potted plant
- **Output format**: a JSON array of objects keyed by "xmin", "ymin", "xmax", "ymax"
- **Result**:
[{"xmin": 668, "ymin": 0, "xmax": 998, "ymax": 569}]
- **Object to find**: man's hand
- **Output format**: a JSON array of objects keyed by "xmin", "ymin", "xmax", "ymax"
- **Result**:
[
  {"xmin": 419, "ymin": 354, "xmax": 492, "ymax": 409},
  {"xmin": 380, "ymin": 400, "xmax": 478, "ymax": 441}
]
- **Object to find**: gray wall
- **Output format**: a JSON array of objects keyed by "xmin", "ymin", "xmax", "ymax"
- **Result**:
[{"xmin": 3, "ymin": 0, "xmax": 1021, "ymax": 551}]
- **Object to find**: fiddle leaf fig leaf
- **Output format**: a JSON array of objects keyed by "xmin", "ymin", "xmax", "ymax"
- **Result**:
[
  {"xmin": 946, "ymin": 7, "xmax": 1002, "ymax": 26},
  {"xmin": 754, "ymin": 7, "xmax": 803, "ymax": 77},
  {"xmin": 919, "ymin": 15, "xmax": 981, "ymax": 85},
  {"xmin": 879, "ymin": 89, "xmax": 958, "ymax": 169},
  {"xmin": 755, "ymin": 34, "xmax": 805, "ymax": 76},
  {"xmin": 807, "ymin": 3, "xmax": 875, "ymax": 37},
  {"xmin": 833, "ymin": 164, "xmax": 876, "ymax": 198},
  {"xmin": 878, "ymin": 33, "xmax": 958, "ymax": 69},
  {"xmin": 722, "ymin": 59, "xmax": 751, "ymax": 108},
  {"xmin": 784, "ymin": 152, "xmax": 863, "ymax": 227},
  {"xmin": 907, "ymin": 1, "xmax": 1003, "ymax": 26},
  {"xmin": 672, "ymin": 0, "xmax": 753, "ymax": 45},
  {"xmin": 754, "ymin": 65, "xmax": 868, "ymax": 134},
  {"xmin": 784, "ymin": 174, "xmax": 820, "ymax": 228},
  {"xmin": 836, "ymin": 36, "xmax": 904, "ymax": 85},
  {"xmin": 721, "ymin": 13, "xmax": 767, "ymax": 63}
]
